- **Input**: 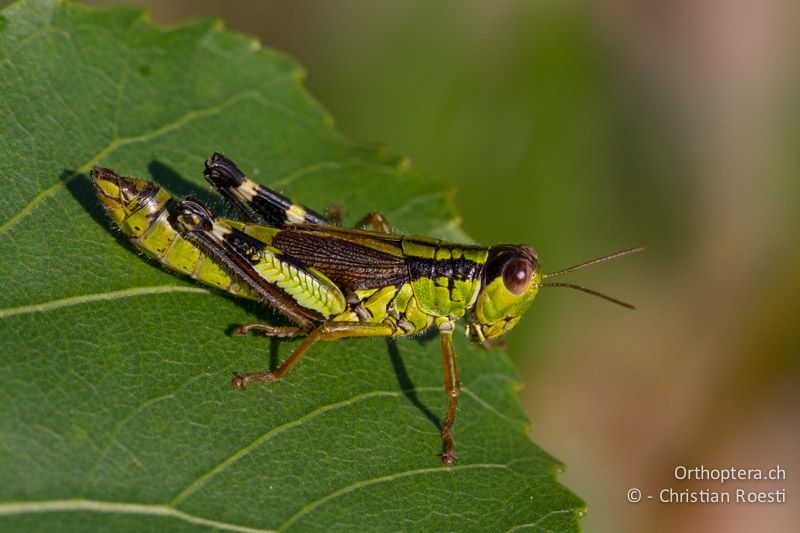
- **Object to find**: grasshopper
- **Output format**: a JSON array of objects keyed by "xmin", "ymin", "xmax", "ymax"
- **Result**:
[{"xmin": 92, "ymin": 154, "xmax": 641, "ymax": 464}]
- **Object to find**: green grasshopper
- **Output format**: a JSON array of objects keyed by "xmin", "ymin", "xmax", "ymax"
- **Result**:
[{"xmin": 91, "ymin": 154, "xmax": 641, "ymax": 464}]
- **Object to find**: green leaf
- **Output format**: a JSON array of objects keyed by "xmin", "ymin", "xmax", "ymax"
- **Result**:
[{"xmin": 0, "ymin": 0, "xmax": 584, "ymax": 530}]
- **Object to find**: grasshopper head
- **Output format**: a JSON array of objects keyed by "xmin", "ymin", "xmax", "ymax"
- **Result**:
[
  {"xmin": 467, "ymin": 244, "xmax": 542, "ymax": 342},
  {"xmin": 91, "ymin": 167, "xmax": 162, "ymax": 237}
]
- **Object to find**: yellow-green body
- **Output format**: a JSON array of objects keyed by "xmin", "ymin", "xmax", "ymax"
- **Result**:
[
  {"xmin": 93, "ymin": 152, "xmax": 645, "ymax": 355},
  {"xmin": 92, "ymin": 168, "xmax": 542, "ymax": 342}
]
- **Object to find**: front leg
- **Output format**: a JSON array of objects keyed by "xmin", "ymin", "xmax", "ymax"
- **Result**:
[{"xmin": 437, "ymin": 318, "xmax": 460, "ymax": 465}]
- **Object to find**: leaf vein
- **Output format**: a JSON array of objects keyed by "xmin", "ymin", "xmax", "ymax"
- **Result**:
[
  {"xmin": 388, "ymin": 190, "xmax": 447, "ymax": 219},
  {"xmin": 169, "ymin": 387, "xmax": 441, "ymax": 506},
  {"xmin": 0, "ymin": 499, "xmax": 273, "ymax": 533},
  {"xmin": 278, "ymin": 463, "xmax": 511, "ymax": 531},
  {"xmin": 80, "ymin": 370, "xmax": 220, "ymax": 495},
  {"xmin": 271, "ymin": 158, "xmax": 392, "ymax": 189},
  {"xmin": 0, "ymin": 26, "xmax": 71, "ymax": 67},
  {"xmin": 461, "ymin": 388, "xmax": 527, "ymax": 427},
  {"xmin": 0, "ymin": 285, "xmax": 208, "ymax": 320},
  {"xmin": 505, "ymin": 509, "xmax": 578, "ymax": 533},
  {"xmin": 0, "ymin": 89, "xmax": 262, "ymax": 236},
  {"xmin": 111, "ymin": 20, "xmax": 134, "ymax": 139}
]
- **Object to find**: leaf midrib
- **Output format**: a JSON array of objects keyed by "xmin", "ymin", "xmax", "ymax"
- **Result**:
[
  {"xmin": 0, "ymin": 286, "xmax": 208, "ymax": 319},
  {"xmin": 0, "ymin": 499, "xmax": 273, "ymax": 533}
]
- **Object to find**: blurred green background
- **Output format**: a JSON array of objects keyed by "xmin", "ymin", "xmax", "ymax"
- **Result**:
[{"xmin": 10, "ymin": 1, "xmax": 797, "ymax": 530}]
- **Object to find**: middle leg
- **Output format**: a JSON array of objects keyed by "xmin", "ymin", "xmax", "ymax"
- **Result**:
[
  {"xmin": 354, "ymin": 212, "xmax": 392, "ymax": 234},
  {"xmin": 437, "ymin": 318, "xmax": 460, "ymax": 465}
]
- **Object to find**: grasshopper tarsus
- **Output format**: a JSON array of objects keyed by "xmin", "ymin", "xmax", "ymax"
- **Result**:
[
  {"xmin": 325, "ymin": 205, "xmax": 345, "ymax": 225},
  {"xmin": 234, "ymin": 323, "xmax": 306, "ymax": 338},
  {"xmin": 232, "ymin": 371, "xmax": 277, "ymax": 389},
  {"xmin": 480, "ymin": 336, "xmax": 507, "ymax": 351},
  {"xmin": 232, "ymin": 374, "xmax": 247, "ymax": 389},
  {"xmin": 441, "ymin": 445, "xmax": 457, "ymax": 466},
  {"xmin": 440, "ymin": 410, "xmax": 459, "ymax": 466}
]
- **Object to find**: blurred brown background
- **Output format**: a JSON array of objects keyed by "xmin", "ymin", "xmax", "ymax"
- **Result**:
[{"xmin": 15, "ymin": 1, "xmax": 799, "ymax": 531}]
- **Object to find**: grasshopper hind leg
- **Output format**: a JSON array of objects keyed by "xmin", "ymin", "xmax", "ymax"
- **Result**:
[
  {"xmin": 232, "ymin": 321, "xmax": 396, "ymax": 389},
  {"xmin": 204, "ymin": 152, "xmax": 395, "ymax": 234},
  {"xmin": 204, "ymin": 152, "xmax": 330, "ymax": 227},
  {"xmin": 231, "ymin": 326, "xmax": 326, "ymax": 389}
]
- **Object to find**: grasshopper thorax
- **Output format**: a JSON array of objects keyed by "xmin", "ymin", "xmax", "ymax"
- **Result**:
[{"xmin": 467, "ymin": 244, "xmax": 542, "ymax": 342}]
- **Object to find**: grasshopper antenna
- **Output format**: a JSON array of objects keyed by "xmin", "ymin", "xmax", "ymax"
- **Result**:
[
  {"xmin": 540, "ymin": 282, "xmax": 636, "ymax": 309},
  {"xmin": 543, "ymin": 246, "xmax": 645, "ymax": 278},
  {"xmin": 541, "ymin": 246, "xmax": 644, "ymax": 310}
]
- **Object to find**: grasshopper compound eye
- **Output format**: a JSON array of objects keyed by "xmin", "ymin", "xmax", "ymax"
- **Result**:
[{"xmin": 502, "ymin": 258, "xmax": 533, "ymax": 295}]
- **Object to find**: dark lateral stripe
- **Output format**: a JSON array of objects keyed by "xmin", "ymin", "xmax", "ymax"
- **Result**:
[
  {"xmin": 222, "ymin": 228, "xmax": 268, "ymax": 260},
  {"xmin": 407, "ymin": 255, "xmax": 483, "ymax": 283},
  {"xmin": 403, "ymin": 241, "xmax": 487, "ymax": 284}
]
